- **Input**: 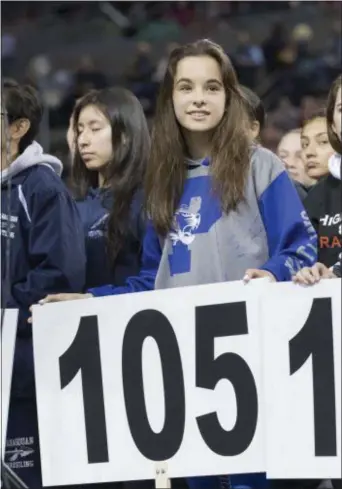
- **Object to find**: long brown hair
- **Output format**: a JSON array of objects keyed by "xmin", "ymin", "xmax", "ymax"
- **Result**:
[
  {"xmin": 145, "ymin": 39, "xmax": 251, "ymax": 236},
  {"xmin": 326, "ymin": 74, "xmax": 342, "ymax": 155},
  {"xmin": 72, "ymin": 87, "xmax": 150, "ymax": 261}
]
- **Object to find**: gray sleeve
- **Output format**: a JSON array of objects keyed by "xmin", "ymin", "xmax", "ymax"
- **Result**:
[{"xmin": 249, "ymin": 145, "xmax": 286, "ymax": 199}]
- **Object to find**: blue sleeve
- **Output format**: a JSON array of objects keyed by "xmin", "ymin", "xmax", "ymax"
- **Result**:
[
  {"xmin": 88, "ymin": 221, "xmax": 161, "ymax": 296},
  {"xmin": 11, "ymin": 188, "xmax": 86, "ymax": 309},
  {"xmin": 258, "ymin": 171, "xmax": 317, "ymax": 281}
]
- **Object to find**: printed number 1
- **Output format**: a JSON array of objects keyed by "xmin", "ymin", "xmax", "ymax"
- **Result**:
[
  {"xmin": 289, "ymin": 298, "xmax": 337, "ymax": 456},
  {"xmin": 59, "ymin": 315, "xmax": 109, "ymax": 463}
]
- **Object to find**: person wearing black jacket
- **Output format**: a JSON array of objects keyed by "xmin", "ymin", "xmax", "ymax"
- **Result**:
[
  {"xmin": 302, "ymin": 150, "xmax": 341, "ymax": 271},
  {"xmin": 290, "ymin": 75, "xmax": 342, "ymax": 489},
  {"xmin": 293, "ymin": 74, "xmax": 341, "ymax": 285}
]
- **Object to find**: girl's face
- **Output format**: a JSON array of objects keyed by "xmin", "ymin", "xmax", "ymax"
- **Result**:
[
  {"xmin": 301, "ymin": 117, "xmax": 334, "ymax": 180},
  {"xmin": 332, "ymin": 86, "xmax": 341, "ymax": 142},
  {"xmin": 77, "ymin": 104, "xmax": 113, "ymax": 171},
  {"xmin": 277, "ymin": 131, "xmax": 312, "ymax": 186},
  {"xmin": 172, "ymin": 55, "xmax": 226, "ymax": 134}
]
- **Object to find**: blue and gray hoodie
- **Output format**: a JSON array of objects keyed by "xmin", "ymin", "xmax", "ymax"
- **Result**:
[
  {"xmin": 90, "ymin": 145, "xmax": 317, "ymax": 298},
  {"xmin": 1, "ymin": 141, "xmax": 86, "ymax": 398}
]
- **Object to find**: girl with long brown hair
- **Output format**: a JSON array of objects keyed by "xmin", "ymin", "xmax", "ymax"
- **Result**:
[
  {"xmin": 41, "ymin": 38, "xmax": 318, "ymax": 489},
  {"xmin": 42, "ymin": 38, "xmax": 318, "ymax": 293},
  {"xmin": 88, "ymin": 39, "xmax": 315, "ymax": 291}
]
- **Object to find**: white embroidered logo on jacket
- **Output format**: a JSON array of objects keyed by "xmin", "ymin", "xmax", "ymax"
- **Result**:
[{"xmin": 170, "ymin": 197, "xmax": 202, "ymax": 246}]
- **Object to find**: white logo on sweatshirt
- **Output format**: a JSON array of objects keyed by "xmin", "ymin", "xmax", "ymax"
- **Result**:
[
  {"xmin": 170, "ymin": 197, "xmax": 202, "ymax": 246},
  {"xmin": 1, "ymin": 213, "xmax": 18, "ymax": 239},
  {"xmin": 6, "ymin": 436, "xmax": 35, "ymax": 470},
  {"xmin": 88, "ymin": 213, "xmax": 109, "ymax": 239}
]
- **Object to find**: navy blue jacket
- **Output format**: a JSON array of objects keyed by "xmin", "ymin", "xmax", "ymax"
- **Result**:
[
  {"xmin": 76, "ymin": 187, "xmax": 145, "ymax": 290},
  {"xmin": 1, "ymin": 142, "xmax": 86, "ymax": 398}
]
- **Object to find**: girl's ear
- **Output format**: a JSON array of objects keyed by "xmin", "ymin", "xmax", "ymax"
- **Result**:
[{"xmin": 250, "ymin": 120, "xmax": 261, "ymax": 140}]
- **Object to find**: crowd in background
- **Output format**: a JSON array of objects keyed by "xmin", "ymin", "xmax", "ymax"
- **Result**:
[
  {"xmin": 2, "ymin": 1, "xmax": 341, "ymax": 161},
  {"xmin": 1, "ymin": 2, "xmax": 341, "ymax": 489}
]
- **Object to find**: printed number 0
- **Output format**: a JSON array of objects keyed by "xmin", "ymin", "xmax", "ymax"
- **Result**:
[{"xmin": 122, "ymin": 309, "xmax": 186, "ymax": 461}]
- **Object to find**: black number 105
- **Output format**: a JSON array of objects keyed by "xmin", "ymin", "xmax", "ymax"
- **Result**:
[
  {"xmin": 58, "ymin": 298, "xmax": 336, "ymax": 464},
  {"xmin": 58, "ymin": 302, "xmax": 257, "ymax": 463}
]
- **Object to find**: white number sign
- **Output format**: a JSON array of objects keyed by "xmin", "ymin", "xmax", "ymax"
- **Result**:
[
  {"xmin": 33, "ymin": 280, "xmax": 266, "ymax": 487},
  {"xmin": 262, "ymin": 280, "xmax": 341, "ymax": 479},
  {"xmin": 31, "ymin": 279, "xmax": 341, "ymax": 486}
]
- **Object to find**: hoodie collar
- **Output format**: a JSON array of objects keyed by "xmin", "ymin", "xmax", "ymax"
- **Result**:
[
  {"xmin": 186, "ymin": 157, "xmax": 210, "ymax": 168},
  {"xmin": 1, "ymin": 141, "xmax": 63, "ymax": 184},
  {"xmin": 328, "ymin": 153, "xmax": 341, "ymax": 180}
]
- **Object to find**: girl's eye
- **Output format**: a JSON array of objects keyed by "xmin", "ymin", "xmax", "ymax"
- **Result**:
[
  {"xmin": 179, "ymin": 85, "xmax": 191, "ymax": 92},
  {"xmin": 208, "ymin": 85, "xmax": 219, "ymax": 92}
]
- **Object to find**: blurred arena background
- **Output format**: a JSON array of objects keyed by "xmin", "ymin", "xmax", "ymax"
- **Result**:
[{"xmin": 2, "ymin": 0, "xmax": 341, "ymax": 181}]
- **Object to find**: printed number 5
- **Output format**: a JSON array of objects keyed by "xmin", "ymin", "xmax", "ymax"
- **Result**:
[{"xmin": 196, "ymin": 302, "xmax": 258, "ymax": 455}]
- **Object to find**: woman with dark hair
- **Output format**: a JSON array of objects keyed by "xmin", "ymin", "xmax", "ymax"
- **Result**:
[
  {"xmin": 43, "ymin": 39, "xmax": 317, "ymax": 295},
  {"xmin": 33, "ymin": 87, "xmax": 160, "ymax": 489},
  {"xmin": 274, "ymin": 74, "xmax": 342, "ymax": 489},
  {"xmin": 71, "ymin": 87, "xmax": 152, "ymax": 291},
  {"xmin": 293, "ymin": 73, "xmax": 341, "ymax": 285},
  {"xmin": 300, "ymin": 110, "xmax": 334, "ymax": 182},
  {"xmin": 41, "ymin": 39, "xmax": 318, "ymax": 489}
]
